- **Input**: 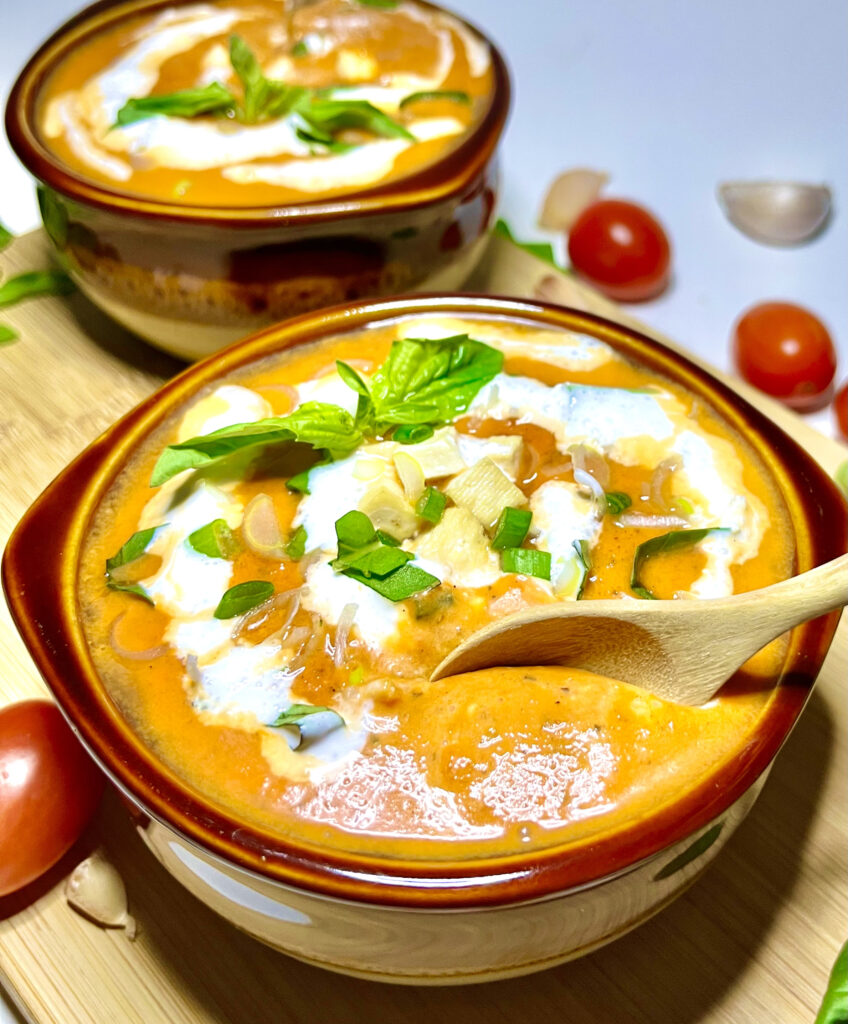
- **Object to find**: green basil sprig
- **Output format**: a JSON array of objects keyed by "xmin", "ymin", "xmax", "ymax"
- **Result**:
[
  {"xmin": 631, "ymin": 528, "xmax": 730, "ymax": 600},
  {"xmin": 214, "ymin": 580, "xmax": 274, "ymax": 619},
  {"xmin": 150, "ymin": 402, "xmax": 361, "ymax": 486},
  {"xmin": 337, "ymin": 334, "xmax": 503, "ymax": 437},
  {"xmin": 105, "ymin": 525, "xmax": 165, "ymax": 602},
  {"xmin": 187, "ymin": 519, "xmax": 238, "ymax": 558},
  {"xmin": 0, "ymin": 270, "xmax": 75, "ymax": 308},
  {"xmin": 113, "ymin": 34, "xmax": 411, "ymax": 145}
]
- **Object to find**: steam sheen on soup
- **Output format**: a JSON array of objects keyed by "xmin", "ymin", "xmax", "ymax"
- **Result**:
[
  {"xmin": 79, "ymin": 316, "xmax": 794, "ymax": 859},
  {"xmin": 37, "ymin": 0, "xmax": 493, "ymax": 207}
]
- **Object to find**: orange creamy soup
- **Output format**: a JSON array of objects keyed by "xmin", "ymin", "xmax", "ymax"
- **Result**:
[
  {"xmin": 37, "ymin": 0, "xmax": 493, "ymax": 207},
  {"xmin": 79, "ymin": 316, "xmax": 794, "ymax": 859}
]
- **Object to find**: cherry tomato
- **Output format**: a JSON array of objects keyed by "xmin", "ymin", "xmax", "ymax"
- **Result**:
[
  {"xmin": 0, "ymin": 700, "xmax": 104, "ymax": 897},
  {"xmin": 732, "ymin": 302, "xmax": 837, "ymax": 411},
  {"xmin": 567, "ymin": 199, "xmax": 671, "ymax": 301},
  {"xmin": 835, "ymin": 381, "xmax": 847, "ymax": 441}
]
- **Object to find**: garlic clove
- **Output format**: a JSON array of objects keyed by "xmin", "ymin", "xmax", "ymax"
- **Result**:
[
  {"xmin": 65, "ymin": 850, "xmax": 136, "ymax": 936},
  {"xmin": 717, "ymin": 181, "xmax": 831, "ymax": 246},
  {"xmin": 539, "ymin": 168, "xmax": 610, "ymax": 231}
]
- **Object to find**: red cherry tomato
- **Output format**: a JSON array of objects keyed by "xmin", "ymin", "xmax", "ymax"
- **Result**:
[
  {"xmin": 732, "ymin": 302, "xmax": 837, "ymax": 411},
  {"xmin": 567, "ymin": 199, "xmax": 671, "ymax": 301},
  {"xmin": 835, "ymin": 381, "xmax": 848, "ymax": 441},
  {"xmin": 0, "ymin": 700, "xmax": 104, "ymax": 897}
]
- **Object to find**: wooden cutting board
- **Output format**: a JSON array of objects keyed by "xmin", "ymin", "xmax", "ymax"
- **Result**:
[{"xmin": 1, "ymin": 230, "xmax": 845, "ymax": 1024}]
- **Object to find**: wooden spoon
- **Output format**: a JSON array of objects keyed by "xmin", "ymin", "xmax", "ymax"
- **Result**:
[{"xmin": 431, "ymin": 553, "xmax": 848, "ymax": 705}]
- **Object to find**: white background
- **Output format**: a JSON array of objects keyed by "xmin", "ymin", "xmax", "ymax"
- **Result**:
[{"xmin": 0, "ymin": 0, "xmax": 846, "ymax": 1017}]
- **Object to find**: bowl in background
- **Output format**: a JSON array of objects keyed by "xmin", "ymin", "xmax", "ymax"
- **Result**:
[
  {"xmin": 3, "ymin": 295, "xmax": 845, "ymax": 983},
  {"xmin": 5, "ymin": 0, "xmax": 509, "ymax": 361}
]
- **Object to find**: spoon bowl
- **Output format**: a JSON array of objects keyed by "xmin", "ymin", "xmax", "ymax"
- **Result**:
[{"xmin": 433, "ymin": 553, "xmax": 848, "ymax": 704}]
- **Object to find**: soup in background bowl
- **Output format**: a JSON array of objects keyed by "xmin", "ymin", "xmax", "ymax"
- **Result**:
[
  {"xmin": 3, "ymin": 296, "xmax": 845, "ymax": 984},
  {"xmin": 5, "ymin": 0, "xmax": 508, "ymax": 359}
]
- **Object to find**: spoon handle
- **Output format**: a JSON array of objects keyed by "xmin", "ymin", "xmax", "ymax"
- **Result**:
[{"xmin": 733, "ymin": 552, "xmax": 848, "ymax": 639}]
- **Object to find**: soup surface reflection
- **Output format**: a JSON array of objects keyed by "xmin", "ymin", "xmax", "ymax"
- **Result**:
[{"xmin": 80, "ymin": 315, "xmax": 795, "ymax": 859}]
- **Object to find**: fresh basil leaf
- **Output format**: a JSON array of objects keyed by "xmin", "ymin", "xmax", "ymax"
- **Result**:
[
  {"xmin": 815, "ymin": 941, "xmax": 848, "ymax": 1024},
  {"xmin": 493, "ymin": 218, "xmax": 560, "ymax": 269},
  {"xmin": 150, "ymin": 402, "xmax": 361, "ymax": 486},
  {"xmin": 338, "ymin": 545, "xmax": 412, "ymax": 578},
  {"xmin": 335, "ymin": 509, "xmax": 376, "ymax": 549},
  {"xmin": 187, "ymin": 519, "xmax": 237, "ymax": 558},
  {"xmin": 303, "ymin": 97, "xmax": 414, "ymax": 141},
  {"xmin": 336, "ymin": 360, "xmax": 371, "ymax": 398},
  {"xmin": 294, "ymin": 124, "xmax": 356, "ymax": 154},
  {"xmin": 285, "ymin": 525, "xmax": 308, "ymax": 559},
  {"xmin": 0, "ymin": 270, "xmax": 75, "ymax": 308},
  {"xmin": 367, "ymin": 335, "xmax": 503, "ymax": 429},
  {"xmin": 270, "ymin": 703, "xmax": 343, "ymax": 728},
  {"xmin": 0, "ymin": 324, "xmax": 19, "ymax": 345},
  {"xmin": 229, "ymin": 34, "xmax": 265, "ymax": 123},
  {"xmin": 399, "ymin": 90, "xmax": 471, "ymax": 110},
  {"xmin": 344, "ymin": 562, "xmax": 439, "ymax": 601},
  {"xmin": 114, "ymin": 81, "xmax": 235, "ymax": 127},
  {"xmin": 0, "ymin": 222, "xmax": 12, "ymax": 251},
  {"xmin": 214, "ymin": 580, "xmax": 274, "ymax": 619},
  {"xmin": 375, "ymin": 530, "xmax": 401, "ymax": 547},
  {"xmin": 105, "ymin": 525, "xmax": 164, "ymax": 603},
  {"xmin": 605, "ymin": 491, "xmax": 632, "ymax": 515},
  {"xmin": 631, "ymin": 528, "xmax": 730, "ymax": 600}
]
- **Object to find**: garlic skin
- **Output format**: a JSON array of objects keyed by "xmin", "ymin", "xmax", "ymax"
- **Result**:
[
  {"xmin": 65, "ymin": 850, "xmax": 137, "ymax": 938},
  {"xmin": 539, "ymin": 168, "xmax": 610, "ymax": 231},
  {"xmin": 717, "ymin": 181, "xmax": 831, "ymax": 246}
]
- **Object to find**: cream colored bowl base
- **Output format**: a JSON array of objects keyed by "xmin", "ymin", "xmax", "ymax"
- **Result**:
[
  {"xmin": 139, "ymin": 775, "xmax": 764, "ymax": 985},
  {"xmin": 71, "ymin": 235, "xmax": 489, "ymax": 362}
]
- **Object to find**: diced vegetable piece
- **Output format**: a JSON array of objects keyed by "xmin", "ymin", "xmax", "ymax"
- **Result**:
[
  {"xmin": 393, "ymin": 451, "xmax": 426, "ymax": 501},
  {"xmin": 357, "ymin": 478, "xmax": 417, "ymax": 539},
  {"xmin": 500, "ymin": 547, "xmax": 552, "ymax": 580},
  {"xmin": 462, "ymin": 434, "xmax": 524, "ymax": 478},
  {"xmin": 446, "ymin": 457, "xmax": 527, "ymax": 529},
  {"xmin": 491, "ymin": 507, "xmax": 532, "ymax": 550},
  {"xmin": 415, "ymin": 486, "xmax": 447, "ymax": 524},
  {"xmin": 413, "ymin": 507, "xmax": 497, "ymax": 578},
  {"xmin": 405, "ymin": 426, "xmax": 467, "ymax": 479}
]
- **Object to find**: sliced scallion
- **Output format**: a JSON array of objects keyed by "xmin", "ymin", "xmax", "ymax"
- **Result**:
[
  {"xmin": 491, "ymin": 506, "xmax": 532, "ymax": 550},
  {"xmin": 415, "ymin": 486, "xmax": 447, "ymax": 524},
  {"xmin": 604, "ymin": 491, "xmax": 632, "ymax": 515},
  {"xmin": 187, "ymin": 519, "xmax": 237, "ymax": 558},
  {"xmin": 500, "ymin": 547, "xmax": 551, "ymax": 580}
]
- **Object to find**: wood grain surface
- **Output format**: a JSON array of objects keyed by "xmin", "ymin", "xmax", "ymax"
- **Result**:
[{"xmin": 1, "ymin": 230, "xmax": 845, "ymax": 1024}]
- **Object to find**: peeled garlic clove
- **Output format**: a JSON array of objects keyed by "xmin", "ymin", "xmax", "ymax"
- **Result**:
[
  {"xmin": 539, "ymin": 168, "xmax": 610, "ymax": 231},
  {"xmin": 717, "ymin": 181, "xmax": 831, "ymax": 245},
  {"xmin": 65, "ymin": 850, "xmax": 136, "ymax": 937}
]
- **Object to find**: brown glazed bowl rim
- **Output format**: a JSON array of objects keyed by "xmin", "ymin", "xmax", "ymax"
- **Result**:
[
  {"xmin": 4, "ymin": 0, "xmax": 510, "ymax": 229},
  {"xmin": 3, "ymin": 295, "xmax": 846, "ymax": 910}
]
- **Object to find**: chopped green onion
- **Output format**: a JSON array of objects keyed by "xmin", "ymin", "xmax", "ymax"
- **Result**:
[
  {"xmin": 393, "ymin": 423, "xmax": 436, "ymax": 445},
  {"xmin": 187, "ymin": 519, "xmax": 237, "ymax": 558},
  {"xmin": 214, "ymin": 580, "xmax": 274, "ymax": 619},
  {"xmin": 415, "ymin": 486, "xmax": 447, "ymax": 524},
  {"xmin": 491, "ymin": 506, "xmax": 532, "ymax": 549},
  {"xmin": 676, "ymin": 496, "xmax": 695, "ymax": 515},
  {"xmin": 500, "ymin": 547, "xmax": 552, "ymax": 580},
  {"xmin": 605, "ymin": 491, "xmax": 632, "ymax": 515},
  {"xmin": 285, "ymin": 525, "xmax": 308, "ymax": 559}
]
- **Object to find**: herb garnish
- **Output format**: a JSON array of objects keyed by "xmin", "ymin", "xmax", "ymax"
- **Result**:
[
  {"xmin": 605, "ymin": 491, "xmax": 632, "ymax": 515},
  {"xmin": 814, "ymin": 940, "xmax": 848, "ymax": 1024},
  {"xmin": 493, "ymin": 218, "xmax": 560, "ymax": 269},
  {"xmin": 415, "ymin": 486, "xmax": 447, "ymax": 524},
  {"xmin": 105, "ymin": 525, "xmax": 164, "ymax": 602},
  {"xmin": 150, "ymin": 402, "xmax": 361, "ymax": 486},
  {"xmin": 500, "ymin": 547, "xmax": 551, "ymax": 580},
  {"xmin": 187, "ymin": 519, "xmax": 237, "ymax": 558},
  {"xmin": 113, "ymin": 35, "xmax": 412, "ymax": 147},
  {"xmin": 491, "ymin": 507, "xmax": 532, "ymax": 550},
  {"xmin": 285, "ymin": 525, "xmax": 308, "ymax": 559},
  {"xmin": 399, "ymin": 90, "xmax": 471, "ymax": 110},
  {"xmin": 572, "ymin": 539, "xmax": 592, "ymax": 599},
  {"xmin": 214, "ymin": 580, "xmax": 275, "ymax": 619},
  {"xmin": 270, "ymin": 703, "xmax": 343, "ymax": 728},
  {"xmin": 331, "ymin": 510, "xmax": 439, "ymax": 601},
  {"xmin": 0, "ymin": 222, "xmax": 12, "ymax": 251},
  {"xmin": 0, "ymin": 270, "xmax": 75, "ymax": 308},
  {"xmin": 0, "ymin": 325, "xmax": 18, "ymax": 345},
  {"xmin": 337, "ymin": 334, "xmax": 503, "ymax": 436},
  {"xmin": 630, "ymin": 528, "xmax": 730, "ymax": 599}
]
